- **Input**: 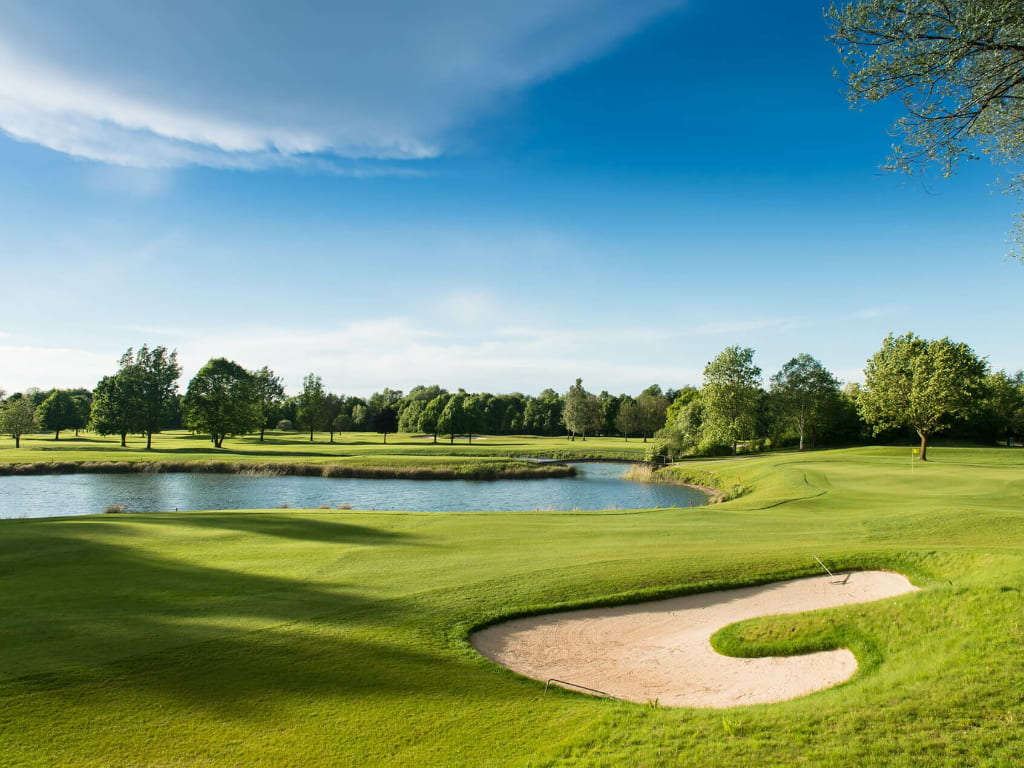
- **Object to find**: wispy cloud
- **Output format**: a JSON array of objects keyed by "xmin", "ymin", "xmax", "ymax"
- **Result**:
[{"xmin": 0, "ymin": 1, "xmax": 682, "ymax": 169}]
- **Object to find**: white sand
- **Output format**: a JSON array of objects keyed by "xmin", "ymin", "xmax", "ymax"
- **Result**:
[{"xmin": 471, "ymin": 571, "xmax": 917, "ymax": 708}]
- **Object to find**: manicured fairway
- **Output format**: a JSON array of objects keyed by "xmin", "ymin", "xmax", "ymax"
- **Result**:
[{"xmin": 1, "ymin": 446, "xmax": 1022, "ymax": 766}]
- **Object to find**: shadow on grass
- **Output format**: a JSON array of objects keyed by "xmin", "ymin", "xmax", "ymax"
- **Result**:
[
  {"xmin": 139, "ymin": 511, "xmax": 425, "ymax": 544},
  {"xmin": 0, "ymin": 516, "xmax": 429, "ymax": 703}
]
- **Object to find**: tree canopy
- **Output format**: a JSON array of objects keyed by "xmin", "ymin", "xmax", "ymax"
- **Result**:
[
  {"xmin": 297, "ymin": 373, "xmax": 328, "ymax": 441},
  {"xmin": 35, "ymin": 390, "xmax": 78, "ymax": 440},
  {"xmin": 769, "ymin": 354, "xmax": 841, "ymax": 450},
  {"xmin": 0, "ymin": 397, "xmax": 37, "ymax": 448},
  {"xmin": 858, "ymin": 332, "xmax": 988, "ymax": 459},
  {"xmin": 562, "ymin": 378, "xmax": 600, "ymax": 440},
  {"xmin": 184, "ymin": 358, "xmax": 258, "ymax": 448},
  {"xmin": 701, "ymin": 346, "xmax": 762, "ymax": 454},
  {"xmin": 828, "ymin": 0, "xmax": 1024, "ymax": 255}
]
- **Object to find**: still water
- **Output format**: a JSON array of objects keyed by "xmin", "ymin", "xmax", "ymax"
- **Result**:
[{"xmin": 0, "ymin": 463, "xmax": 707, "ymax": 519}]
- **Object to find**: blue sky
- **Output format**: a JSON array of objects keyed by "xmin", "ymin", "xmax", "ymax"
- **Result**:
[{"xmin": 0, "ymin": 0, "xmax": 1019, "ymax": 396}]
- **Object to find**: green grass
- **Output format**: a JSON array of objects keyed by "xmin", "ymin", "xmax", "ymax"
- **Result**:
[
  {"xmin": 1, "ymin": 445, "xmax": 1023, "ymax": 766},
  {"xmin": 0, "ymin": 429, "xmax": 650, "ymax": 466}
]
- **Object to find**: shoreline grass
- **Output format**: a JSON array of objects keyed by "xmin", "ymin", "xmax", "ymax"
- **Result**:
[{"xmin": 0, "ymin": 457, "xmax": 575, "ymax": 481}]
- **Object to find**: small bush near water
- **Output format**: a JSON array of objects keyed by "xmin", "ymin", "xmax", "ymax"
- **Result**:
[{"xmin": 622, "ymin": 463, "xmax": 748, "ymax": 502}]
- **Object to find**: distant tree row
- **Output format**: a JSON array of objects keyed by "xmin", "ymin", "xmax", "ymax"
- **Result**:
[
  {"xmin": 3, "ymin": 334, "xmax": 1022, "ymax": 456},
  {"xmin": 653, "ymin": 334, "xmax": 1021, "ymax": 462}
]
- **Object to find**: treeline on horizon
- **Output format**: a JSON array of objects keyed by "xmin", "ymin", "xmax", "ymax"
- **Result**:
[{"xmin": 1, "ymin": 333, "xmax": 1022, "ymax": 460}]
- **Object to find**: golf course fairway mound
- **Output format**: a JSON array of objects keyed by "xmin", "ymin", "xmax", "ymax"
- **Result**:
[{"xmin": 472, "ymin": 571, "xmax": 918, "ymax": 708}]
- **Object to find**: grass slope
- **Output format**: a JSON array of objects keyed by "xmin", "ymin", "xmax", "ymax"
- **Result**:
[{"xmin": 1, "ymin": 445, "xmax": 1022, "ymax": 766}]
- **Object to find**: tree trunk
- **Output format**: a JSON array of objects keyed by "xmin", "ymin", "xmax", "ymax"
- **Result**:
[
  {"xmin": 433, "ymin": 432, "xmax": 437, "ymax": 444},
  {"xmin": 449, "ymin": 434, "xmax": 454, "ymax": 445},
  {"xmin": 14, "ymin": 433, "xmax": 20, "ymax": 448},
  {"xmin": 54, "ymin": 430, "xmax": 60, "ymax": 440},
  {"xmin": 383, "ymin": 432, "xmax": 387, "ymax": 443},
  {"xmin": 330, "ymin": 431, "xmax": 334, "ymax": 444},
  {"xmin": 309, "ymin": 428, "xmax": 313, "ymax": 442},
  {"xmin": 918, "ymin": 430, "xmax": 929, "ymax": 461},
  {"xmin": 467, "ymin": 432, "xmax": 472, "ymax": 443},
  {"xmin": 799, "ymin": 428, "xmax": 805, "ymax": 451},
  {"xmin": 146, "ymin": 432, "xmax": 152, "ymax": 450},
  {"xmin": 259, "ymin": 426, "xmax": 266, "ymax": 442},
  {"xmin": 120, "ymin": 432, "xmax": 127, "ymax": 447}
]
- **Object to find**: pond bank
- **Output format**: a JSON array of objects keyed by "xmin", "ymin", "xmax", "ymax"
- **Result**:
[{"xmin": 0, "ymin": 459, "xmax": 576, "ymax": 481}]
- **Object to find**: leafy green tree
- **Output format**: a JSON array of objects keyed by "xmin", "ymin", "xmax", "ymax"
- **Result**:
[
  {"xmin": 651, "ymin": 392, "xmax": 707, "ymax": 460},
  {"xmin": 615, "ymin": 397, "xmax": 642, "ymax": 440},
  {"xmin": 297, "ymin": 373, "xmax": 328, "ymax": 441},
  {"xmin": 184, "ymin": 358, "xmax": 258, "ymax": 448},
  {"xmin": 984, "ymin": 370, "xmax": 1024, "ymax": 443},
  {"xmin": 636, "ymin": 391, "xmax": 669, "ymax": 442},
  {"xmin": 769, "ymin": 354, "xmax": 842, "ymax": 450},
  {"xmin": 129, "ymin": 346, "xmax": 181, "ymax": 450},
  {"xmin": 419, "ymin": 394, "xmax": 448, "ymax": 443},
  {"xmin": 398, "ymin": 399, "xmax": 425, "ymax": 433},
  {"xmin": 89, "ymin": 370, "xmax": 140, "ymax": 447},
  {"xmin": 859, "ymin": 332, "xmax": 988, "ymax": 460},
  {"xmin": 1, "ymin": 396, "xmax": 37, "ymax": 448},
  {"xmin": 437, "ymin": 391, "xmax": 469, "ymax": 445},
  {"xmin": 374, "ymin": 406, "xmax": 399, "ymax": 443},
  {"xmin": 350, "ymin": 403, "xmax": 370, "ymax": 431},
  {"xmin": 523, "ymin": 389, "xmax": 563, "ymax": 436},
  {"xmin": 323, "ymin": 393, "xmax": 344, "ymax": 444},
  {"xmin": 562, "ymin": 378, "xmax": 600, "ymax": 440},
  {"xmin": 252, "ymin": 366, "xmax": 285, "ymax": 442},
  {"xmin": 701, "ymin": 346, "xmax": 762, "ymax": 455},
  {"xmin": 70, "ymin": 395, "xmax": 91, "ymax": 437},
  {"xmin": 597, "ymin": 391, "xmax": 619, "ymax": 436},
  {"xmin": 828, "ymin": 0, "xmax": 1024, "ymax": 256},
  {"xmin": 332, "ymin": 411, "xmax": 354, "ymax": 439},
  {"xmin": 36, "ymin": 390, "xmax": 78, "ymax": 440}
]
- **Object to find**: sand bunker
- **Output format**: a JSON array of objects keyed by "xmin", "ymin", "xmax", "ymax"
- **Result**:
[{"xmin": 472, "ymin": 571, "xmax": 917, "ymax": 708}]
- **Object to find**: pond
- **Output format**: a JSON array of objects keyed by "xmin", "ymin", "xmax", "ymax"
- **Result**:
[{"xmin": 0, "ymin": 463, "xmax": 708, "ymax": 519}]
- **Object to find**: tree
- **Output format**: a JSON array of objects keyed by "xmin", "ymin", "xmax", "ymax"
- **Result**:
[
  {"xmin": 70, "ymin": 395, "xmax": 91, "ymax": 437},
  {"xmin": 332, "ymin": 411, "xmax": 354, "ymax": 439},
  {"xmin": 437, "ymin": 391, "xmax": 469, "ymax": 445},
  {"xmin": 828, "ymin": 0, "xmax": 1024, "ymax": 256},
  {"xmin": 35, "ymin": 390, "xmax": 78, "ymax": 440},
  {"xmin": 1, "ymin": 396, "xmax": 37, "ymax": 448},
  {"xmin": 89, "ymin": 370, "xmax": 140, "ymax": 447},
  {"xmin": 859, "ymin": 332, "xmax": 988, "ymax": 460},
  {"xmin": 323, "ymin": 393, "xmax": 343, "ymax": 444},
  {"xmin": 562, "ymin": 378, "xmax": 600, "ymax": 440},
  {"xmin": 374, "ymin": 406, "xmax": 399, "ymax": 443},
  {"xmin": 252, "ymin": 366, "xmax": 285, "ymax": 442},
  {"xmin": 615, "ymin": 398, "xmax": 642, "ymax": 440},
  {"xmin": 418, "ymin": 394, "xmax": 448, "ymax": 443},
  {"xmin": 701, "ymin": 346, "xmax": 763, "ymax": 454},
  {"xmin": 636, "ymin": 391, "xmax": 669, "ymax": 442},
  {"xmin": 984, "ymin": 370, "xmax": 1024, "ymax": 443},
  {"xmin": 297, "ymin": 373, "xmax": 328, "ymax": 441},
  {"xmin": 131, "ymin": 346, "xmax": 181, "ymax": 450},
  {"xmin": 183, "ymin": 358, "xmax": 258, "ymax": 448},
  {"xmin": 769, "ymin": 354, "xmax": 842, "ymax": 450}
]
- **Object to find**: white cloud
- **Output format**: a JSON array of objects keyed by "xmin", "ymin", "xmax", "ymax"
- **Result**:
[
  {"xmin": 0, "ymin": 315, "xmax": 703, "ymax": 397},
  {"xmin": 0, "ymin": 1, "xmax": 682, "ymax": 169},
  {"xmin": 0, "ymin": 345, "xmax": 114, "ymax": 392}
]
